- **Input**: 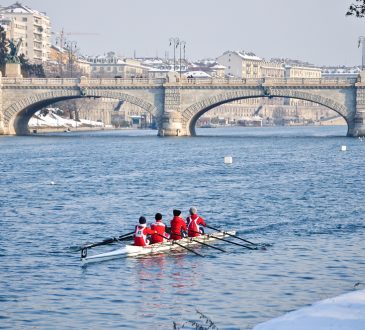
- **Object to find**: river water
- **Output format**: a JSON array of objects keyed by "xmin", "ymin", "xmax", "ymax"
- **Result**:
[{"xmin": 1, "ymin": 126, "xmax": 364, "ymax": 330}]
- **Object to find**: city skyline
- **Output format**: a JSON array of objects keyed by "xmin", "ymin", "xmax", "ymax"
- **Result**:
[{"xmin": 1, "ymin": 0, "xmax": 364, "ymax": 66}]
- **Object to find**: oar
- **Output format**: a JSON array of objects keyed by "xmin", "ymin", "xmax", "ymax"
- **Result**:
[
  {"xmin": 205, "ymin": 224, "xmax": 257, "ymax": 246},
  {"xmin": 208, "ymin": 234, "xmax": 257, "ymax": 250},
  {"xmin": 78, "ymin": 231, "xmax": 134, "ymax": 251},
  {"xmin": 187, "ymin": 230, "xmax": 226, "ymax": 252},
  {"xmin": 156, "ymin": 233, "xmax": 204, "ymax": 257},
  {"xmin": 191, "ymin": 238, "xmax": 226, "ymax": 252}
]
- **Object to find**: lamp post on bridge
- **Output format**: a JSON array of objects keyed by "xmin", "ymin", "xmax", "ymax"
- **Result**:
[
  {"xmin": 64, "ymin": 41, "xmax": 78, "ymax": 78},
  {"xmin": 179, "ymin": 40, "xmax": 186, "ymax": 78},
  {"xmin": 358, "ymin": 36, "xmax": 365, "ymax": 70},
  {"xmin": 169, "ymin": 37, "xmax": 180, "ymax": 71}
]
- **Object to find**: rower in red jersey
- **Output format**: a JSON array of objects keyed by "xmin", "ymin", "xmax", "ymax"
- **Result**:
[
  {"xmin": 170, "ymin": 209, "xmax": 187, "ymax": 240},
  {"xmin": 150, "ymin": 213, "xmax": 168, "ymax": 244},
  {"xmin": 186, "ymin": 207, "xmax": 206, "ymax": 237},
  {"xmin": 134, "ymin": 216, "xmax": 155, "ymax": 246}
]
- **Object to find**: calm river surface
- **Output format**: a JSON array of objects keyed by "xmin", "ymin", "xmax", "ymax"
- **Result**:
[{"xmin": 1, "ymin": 126, "xmax": 365, "ymax": 329}]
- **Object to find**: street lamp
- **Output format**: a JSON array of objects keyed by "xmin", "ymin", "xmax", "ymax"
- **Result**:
[
  {"xmin": 64, "ymin": 40, "xmax": 78, "ymax": 78},
  {"xmin": 179, "ymin": 40, "xmax": 186, "ymax": 78},
  {"xmin": 169, "ymin": 37, "xmax": 180, "ymax": 71},
  {"xmin": 359, "ymin": 36, "xmax": 365, "ymax": 70}
]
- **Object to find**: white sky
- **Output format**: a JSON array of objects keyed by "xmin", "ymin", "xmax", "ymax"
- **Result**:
[{"xmin": 3, "ymin": 0, "xmax": 365, "ymax": 66}]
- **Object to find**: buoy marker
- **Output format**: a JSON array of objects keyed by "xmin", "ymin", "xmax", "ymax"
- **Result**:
[{"xmin": 224, "ymin": 156, "xmax": 233, "ymax": 164}]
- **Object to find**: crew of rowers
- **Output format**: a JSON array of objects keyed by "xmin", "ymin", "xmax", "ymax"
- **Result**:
[{"xmin": 134, "ymin": 207, "xmax": 206, "ymax": 246}]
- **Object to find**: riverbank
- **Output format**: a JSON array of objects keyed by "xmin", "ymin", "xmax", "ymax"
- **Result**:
[
  {"xmin": 31, "ymin": 126, "xmax": 111, "ymax": 134},
  {"xmin": 253, "ymin": 289, "xmax": 365, "ymax": 330}
]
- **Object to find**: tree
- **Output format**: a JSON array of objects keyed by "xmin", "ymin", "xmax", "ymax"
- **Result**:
[
  {"xmin": 19, "ymin": 54, "xmax": 45, "ymax": 78},
  {"xmin": 0, "ymin": 25, "xmax": 8, "ymax": 75},
  {"xmin": 347, "ymin": 0, "xmax": 365, "ymax": 17}
]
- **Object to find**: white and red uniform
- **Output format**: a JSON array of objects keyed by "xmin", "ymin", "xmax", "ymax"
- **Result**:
[
  {"xmin": 134, "ymin": 224, "xmax": 155, "ymax": 246},
  {"xmin": 170, "ymin": 216, "xmax": 187, "ymax": 240},
  {"xmin": 186, "ymin": 214, "xmax": 206, "ymax": 237},
  {"xmin": 150, "ymin": 220, "xmax": 168, "ymax": 244}
]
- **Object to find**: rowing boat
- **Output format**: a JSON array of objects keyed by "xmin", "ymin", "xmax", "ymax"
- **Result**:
[{"xmin": 81, "ymin": 230, "xmax": 236, "ymax": 263}]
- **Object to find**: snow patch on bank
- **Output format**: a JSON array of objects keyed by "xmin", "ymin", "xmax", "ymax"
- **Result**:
[
  {"xmin": 29, "ymin": 110, "xmax": 104, "ymax": 128},
  {"xmin": 253, "ymin": 289, "xmax": 365, "ymax": 330}
]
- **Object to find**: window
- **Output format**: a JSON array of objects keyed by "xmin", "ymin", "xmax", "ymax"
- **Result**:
[{"xmin": 22, "ymin": 17, "xmax": 27, "ymax": 22}]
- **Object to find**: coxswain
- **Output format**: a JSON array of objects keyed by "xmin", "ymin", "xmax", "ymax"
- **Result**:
[
  {"xmin": 170, "ymin": 209, "xmax": 187, "ymax": 240},
  {"xmin": 134, "ymin": 216, "xmax": 155, "ymax": 246},
  {"xmin": 186, "ymin": 207, "xmax": 206, "ymax": 237},
  {"xmin": 150, "ymin": 213, "xmax": 168, "ymax": 244}
]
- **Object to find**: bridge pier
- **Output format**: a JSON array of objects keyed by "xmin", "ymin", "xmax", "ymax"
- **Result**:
[
  {"xmin": 158, "ymin": 111, "xmax": 187, "ymax": 137},
  {"xmin": 351, "ymin": 74, "xmax": 365, "ymax": 137},
  {"xmin": 0, "ymin": 73, "xmax": 3, "ymax": 135},
  {"xmin": 348, "ymin": 111, "xmax": 365, "ymax": 137}
]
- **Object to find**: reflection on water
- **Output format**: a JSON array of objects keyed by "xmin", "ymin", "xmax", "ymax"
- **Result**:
[{"xmin": 1, "ymin": 126, "xmax": 364, "ymax": 329}]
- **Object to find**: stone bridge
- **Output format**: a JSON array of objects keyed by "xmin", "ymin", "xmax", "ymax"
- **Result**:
[{"xmin": 1, "ymin": 73, "xmax": 365, "ymax": 137}]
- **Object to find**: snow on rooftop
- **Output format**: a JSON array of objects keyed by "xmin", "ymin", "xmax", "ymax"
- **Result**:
[
  {"xmin": 211, "ymin": 64, "xmax": 226, "ymax": 69},
  {"xmin": 184, "ymin": 71, "xmax": 211, "ymax": 78},
  {"xmin": 236, "ymin": 51, "xmax": 262, "ymax": 61},
  {"xmin": 253, "ymin": 289, "xmax": 365, "ymax": 330},
  {"xmin": 0, "ymin": 2, "xmax": 48, "ymax": 17}
]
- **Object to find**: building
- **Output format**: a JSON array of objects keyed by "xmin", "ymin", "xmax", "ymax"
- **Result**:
[
  {"xmin": 285, "ymin": 65, "xmax": 322, "ymax": 79},
  {"xmin": 217, "ymin": 50, "xmax": 285, "ymax": 79},
  {"xmin": 0, "ymin": 2, "xmax": 51, "ymax": 63},
  {"xmin": 188, "ymin": 59, "xmax": 226, "ymax": 78},
  {"xmin": 87, "ymin": 52, "xmax": 147, "ymax": 78},
  {"xmin": 43, "ymin": 45, "xmax": 91, "ymax": 78},
  {"xmin": 321, "ymin": 66, "xmax": 360, "ymax": 79},
  {"xmin": 0, "ymin": 15, "xmax": 14, "ymax": 39}
]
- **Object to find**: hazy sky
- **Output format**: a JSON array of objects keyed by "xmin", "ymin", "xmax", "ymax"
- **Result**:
[{"xmin": 2, "ymin": 0, "xmax": 365, "ymax": 66}]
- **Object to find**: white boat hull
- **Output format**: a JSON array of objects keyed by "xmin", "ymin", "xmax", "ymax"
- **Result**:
[{"xmin": 81, "ymin": 231, "xmax": 236, "ymax": 264}]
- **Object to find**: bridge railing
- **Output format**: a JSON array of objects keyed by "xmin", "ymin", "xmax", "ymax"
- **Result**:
[
  {"xmin": 184, "ymin": 78, "xmax": 266, "ymax": 85},
  {"xmin": 0, "ymin": 77, "xmax": 358, "ymax": 86},
  {"xmin": 85, "ymin": 78, "xmax": 166, "ymax": 85},
  {"xmin": 1, "ymin": 78, "xmax": 81, "ymax": 85},
  {"xmin": 183, "ymin": 77, "xmax": 358, "ymax": 85},
  {"xmin": 0, "ymin": 77, "xmax": 167, "ymax": 86},
  {"xmin": 262, "ymin": 77, "xmax": 358, "ymax": 85}
]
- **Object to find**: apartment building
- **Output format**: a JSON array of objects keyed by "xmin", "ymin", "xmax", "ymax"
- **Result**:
[
  {"xmin": 87, "ymin": 52, "xmax": 147, "ymax": 78},
  {"xmin": 217, "ymin": 50, "xmax": 284, "ymax": 79},
  {"xmin": 285, "ymin": 65, "xmax": 321, "ymax": 79},
  {"xmin": 0, "ymin": 2, "xmax": 51, "ymax": 63}
]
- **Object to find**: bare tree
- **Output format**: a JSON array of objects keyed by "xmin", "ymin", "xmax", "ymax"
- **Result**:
[{"xmin": 347, "ymin": 0, "xmax": 365, "ymax": 17}]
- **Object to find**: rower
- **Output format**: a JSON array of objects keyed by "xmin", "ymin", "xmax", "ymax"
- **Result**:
[
  {"xmin": 170, "ymin": 209, "xmax": 187, "ymax": 240},
  {"xmin": 150, "ymin": 213, "xmax": 168, "ymax": 244},
  {"xmin": 134, "ymin": 216, "xmax": 155, "ymax": 246},
  {"xmin": 186, "ymin": 207, "xmax": 206, "ymax": 237}
]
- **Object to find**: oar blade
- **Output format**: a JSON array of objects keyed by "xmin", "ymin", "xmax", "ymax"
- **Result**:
[{"xmin": 205, "ymin": 224, "xmax": 257, "ymax": 246}]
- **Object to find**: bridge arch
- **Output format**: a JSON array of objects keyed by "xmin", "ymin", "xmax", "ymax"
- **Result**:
[
  {"xmin": 3, "ymin": 89, "xmax": 158, "ymax": 135},
  {"xmin": 182, "ymin": 89, "xmax": 351, "ymax": 136}
]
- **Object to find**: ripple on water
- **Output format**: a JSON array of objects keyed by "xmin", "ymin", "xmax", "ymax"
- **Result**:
[{"xmin": 1, "ymin": 127, "xmax": 365, "ymax": 329}]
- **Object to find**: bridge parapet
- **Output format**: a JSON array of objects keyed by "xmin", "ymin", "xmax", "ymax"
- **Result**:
[
  {"xmin": 0, "ymin": 77, "xmax": 358, "ymax": 88},
  {"xmin": 1, "ymin": 77, "xmax": 167, "ymax": 87},
  {"xmin": 167, "ymin": 77, "xmax": 358, "ymax": 87}
]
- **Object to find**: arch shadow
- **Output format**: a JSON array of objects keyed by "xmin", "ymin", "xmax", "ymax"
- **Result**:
[
  {"xmin": 4, "ymin": 89, "xmax": 158, "ymax": 135},
  {"xmin": 182, "ymin": 90, "xmax": 351, "ymax": 136}
]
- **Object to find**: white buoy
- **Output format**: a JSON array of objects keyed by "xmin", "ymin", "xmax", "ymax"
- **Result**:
[
  {"xmin": 341, "ymin": 145, "xmax": 347, "ymax": 151},
  {"xmin": 224, "ymin": 156, "xmax": 233, "ymax": 164}
]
